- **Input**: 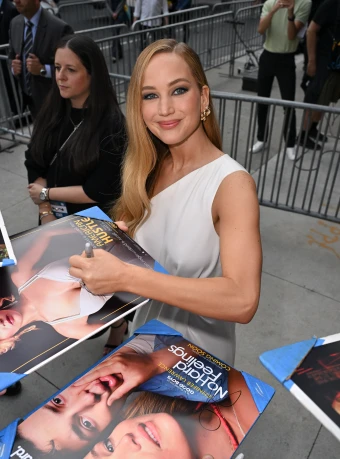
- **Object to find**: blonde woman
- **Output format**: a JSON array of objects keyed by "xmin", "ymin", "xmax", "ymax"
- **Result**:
[{"xmin": 70, "ymin": 39, "xmax": 262, "ymax": 364}]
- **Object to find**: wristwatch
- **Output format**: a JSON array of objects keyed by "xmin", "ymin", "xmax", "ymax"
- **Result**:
[
  {"xmin": 40, "ymin": 66, "xmax": 47, "ymax": 76},
  {"xmin": 288, "ymin": 14, "xmax": 295, "ymax": 21},
  {"xmin": 39, "ymin": 187, "xmax": 50, "ymax": 201}
]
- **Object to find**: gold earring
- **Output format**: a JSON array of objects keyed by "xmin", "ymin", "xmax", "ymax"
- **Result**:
[{"xmin": 200, "ymin": 106, "xmax": 211, "ymax": 122}]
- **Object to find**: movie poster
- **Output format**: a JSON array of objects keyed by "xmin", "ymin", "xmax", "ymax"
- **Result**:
[
  {"xmin": 5, "ymin": 326, "xmax": 275, "ymax": 459},
  {"xmin": 291, "ymin": 340, "xmax": 340, "ymax": 428},
  {"xmin": 0, "ymin": 212, "xmax": 16, "ymax": 268},
  {"xmin": 0, "ymin": 211, "xmax": 154, "ymax": 385}
]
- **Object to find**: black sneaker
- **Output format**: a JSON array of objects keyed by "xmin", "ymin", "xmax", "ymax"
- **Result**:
[
  {"xmin": 309, "ymin": 127, "xmax": 328, "ymax": 143},
  {"xmin": 297, "ymin": 135, "xmax": 321, "ymax": 150}
]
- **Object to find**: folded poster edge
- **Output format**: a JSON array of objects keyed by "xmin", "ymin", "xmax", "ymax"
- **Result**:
[
  {"xmin": 0, "ymin": 373, "xmax": 25, "ymax": 393},
  {"xmin": 0, "ymin": 419, "xmax": 20, "ymax": 459},
  {"xmin": 0, "ymin": 259, "xmax": 16, "ymax": 267},
  {"xmin": 75, "ymin": 206, "xmax": 112, "ymax": 222},
  {"xmin": 134, "ymin": 319, "xmax": 183, "ymax": 336},
  {"xmin": 259, "ymin": 338, "xmax": 317, "ymax": 384},
  {"xmin": 241, "ymin": 371, "xmax": 276, "ymax": 413}
]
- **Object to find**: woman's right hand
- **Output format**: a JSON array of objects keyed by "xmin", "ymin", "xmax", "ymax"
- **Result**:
[{"xmin": 69, "ymin": 248, "xmax": 129, "ymax": 295}]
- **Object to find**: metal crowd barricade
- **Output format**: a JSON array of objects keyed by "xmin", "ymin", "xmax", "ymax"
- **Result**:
[
  {"xmin": 228, "ymin": 4, "xmax": 263, "ymax": 76},
  {"xmin": 0, "ymin": 54, "xmax": 32, "ymax": 145},
  {"xmin": 109, "ymin": 72, "xmax": 130, "ymax": 105},
  {"xmin": 0, "ymin": 43, "xmax": 10, "ymax": 57},
  {"xmin": 58, "ymin": 0, "xmax": 113, "ymax": 31},
  {"xmin": 76, "ymin": 23, "xmax": 129, "ymax": 41},
  {"xmin": 95, "ymin": 11, "xmax": 236, "ymax": 76},
  {"xmin": 212, "ymin": 0, "xmax": 260, "ymax": 15},
  {"xmin": 214, "ymin": 92, "xmax": 340, "ymax": 223},
  {"xmin": 131, "ymin": 6, "xmax": 210, "ymax": 31},
  {"xmin": 107, "ymin": 73, "xmax": 340, "ymax": 223}
]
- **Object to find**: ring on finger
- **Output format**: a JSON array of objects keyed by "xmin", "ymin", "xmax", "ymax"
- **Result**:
[{"xmin": 79, "ymin": 279, "xmax": 102, "ymax": 296}]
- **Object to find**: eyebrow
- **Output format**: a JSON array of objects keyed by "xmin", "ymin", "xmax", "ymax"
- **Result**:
[
  {"xmin": 54, "ymin": 63, "xmax": 76, "ymax": 68},
  {"xmin": 44, "ymin": 405, "xmax": 59, "ymax": 414},
  {"xmin": 142, "ymin": 78, "xmax": 191, "ymax": 91}
]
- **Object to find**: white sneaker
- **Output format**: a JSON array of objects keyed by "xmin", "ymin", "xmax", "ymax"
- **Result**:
[
  {"xmin": 250, "ymin": 141, "xmax": 265, "ymax": 154},
  {"xmin": 286, "ymin": 147, "xmax": 296, "ymax": 161}
]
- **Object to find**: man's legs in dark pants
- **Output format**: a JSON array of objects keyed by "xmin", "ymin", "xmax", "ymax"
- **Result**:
[
  {"xmin": 140, "ymin": 25, "xmax": 154, "ymax": 51},
  {"xmin": 276, "ymin": 55, "xmax": 296, "ymax": 148},
  {"xmin": 1, "ymin": 60, "xmax": 19, "ymax": 116},
  {"xmin": 256, "ymin": 51, "xmax": 275, "ymax": 143},
  {"xmin": 111, "ymin": 19, "xmax": 123, "ymax": 61},
  {"xmin": 23, "ymin": 92, "xmax": 38, "ymax": 120}
]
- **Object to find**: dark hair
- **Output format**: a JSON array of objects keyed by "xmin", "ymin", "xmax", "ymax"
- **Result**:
[
  {"xmin": 29, "ymin": 35, "xmax": 124, "ymax": 177},
  {"xmin": 13, "ymin": 430, "xmax": 89, "ymax": 458},
  {"xmin": 12, "ymin": 432, "xmax": 59, "ymax": 458}
]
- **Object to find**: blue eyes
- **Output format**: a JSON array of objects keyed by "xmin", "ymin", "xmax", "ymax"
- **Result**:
[
  {"xmin": 142, "ymin": 87, "xmax": 188, "ymax": 100},
  {"xmin": 142, "ymin": 93, "xmax": 157, "ymax": 100},
  {"xmin": 104, "ymin": 438, "xmax": 114, "ymax": 452},
  {"xmin": 173, "ymin": 87, "xmax": 188, "ymax": 95}
]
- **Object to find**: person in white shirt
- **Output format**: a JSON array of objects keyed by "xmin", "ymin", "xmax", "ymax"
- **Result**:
[{"xmin": 133, "ymin": 0, "xmax": 169, "ymax": 49}]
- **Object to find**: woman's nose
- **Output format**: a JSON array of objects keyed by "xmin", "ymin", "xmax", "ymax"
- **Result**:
[
  {"xmin": 59, "ymin": 69, "xmax": 67, "ymax": 80},
  {"xmin": 158, "ymin": 97, "xmax": 174, "ymax": 117},
  {"xmin": 119, "ymin": 433, "xmax": 141, "ymax": 451}
]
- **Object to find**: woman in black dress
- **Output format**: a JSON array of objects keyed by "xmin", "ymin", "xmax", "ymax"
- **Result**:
[
  {"xmin": 24, "ymin": 34, "xmax": 127, "ymax": 355},
  {"xmin": 25, "ymin": 34, "xmax": 126, "ymax": 225}
]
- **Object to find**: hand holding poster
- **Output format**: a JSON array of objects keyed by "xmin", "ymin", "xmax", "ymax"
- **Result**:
[
  {"xmin": 0, "ymin": 207, "xmax": 163, "ymax": 391},
  {"xmin": 1, "ymin": 320, "xmax": 275, "ymax": 459}
]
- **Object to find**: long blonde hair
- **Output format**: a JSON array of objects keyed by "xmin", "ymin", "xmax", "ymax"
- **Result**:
[
  {"xmin": 111, "ymin": 39, "xmax": 222, "ymax": 237},
  {"xmin": 0, "ymin": 325, "xmax": 38, "ymax": 355}
]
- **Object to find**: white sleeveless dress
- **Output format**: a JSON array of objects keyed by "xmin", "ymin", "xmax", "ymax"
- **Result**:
[{"xmin": 132, "ymin": 154, "xmax": 247, "ymax": 364}]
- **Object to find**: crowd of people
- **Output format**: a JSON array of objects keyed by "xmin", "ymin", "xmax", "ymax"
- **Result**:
[
  {"xmin": 0, "ymin": 0, "xmax": 339, "ymax": 448},
  {"xmin": 0, "ymin": 0, "xmax": 262, "ymax": 391},
  {"xmin": 250, "ymin": 0, "xmax": 340, "ymax": 161}
]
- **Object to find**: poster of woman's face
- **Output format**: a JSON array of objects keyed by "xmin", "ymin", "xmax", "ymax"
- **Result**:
[{"xmin": 10, "ymin": 334, "xmax": 264, "ymax": 459}]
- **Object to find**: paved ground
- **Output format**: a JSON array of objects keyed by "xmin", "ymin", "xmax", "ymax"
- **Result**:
[{"xmin": 0, "ymin": 54, "xmax": 339, "ymax": 458}]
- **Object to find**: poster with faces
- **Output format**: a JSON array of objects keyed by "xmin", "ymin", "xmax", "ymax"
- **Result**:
[
  {"xmin": 3, "ymin": 327, "xmax": 275, "ymax": 459},
  {"xmin": 0, "ymin": 209, "xmax": 156, "ymax": 389}
]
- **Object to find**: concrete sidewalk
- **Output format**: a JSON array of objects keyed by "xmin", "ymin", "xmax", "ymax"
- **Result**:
[{"xmin": 0, "ymin": 55, "xmax": 339, "ymax": 458}]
